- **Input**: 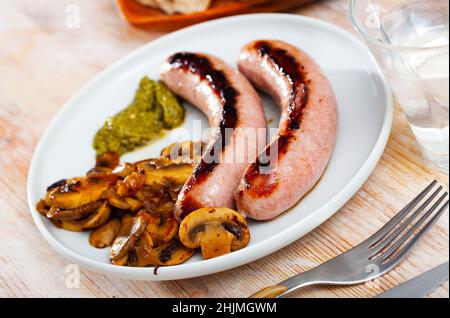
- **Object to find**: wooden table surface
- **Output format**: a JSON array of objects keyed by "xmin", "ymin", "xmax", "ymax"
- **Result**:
[{"xmin": 0, "ymin": 0, "xmax": 448, "ymax": 298}]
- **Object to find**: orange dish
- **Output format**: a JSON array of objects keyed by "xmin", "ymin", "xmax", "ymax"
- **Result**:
[{"xmin": 116, "ymin": 0, "xmax": 311, "ymax": 26}]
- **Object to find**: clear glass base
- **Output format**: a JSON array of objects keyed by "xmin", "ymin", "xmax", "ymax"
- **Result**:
[{"xmin": 411, "ymin": 124, "xmax": 449, "ymax": 175}]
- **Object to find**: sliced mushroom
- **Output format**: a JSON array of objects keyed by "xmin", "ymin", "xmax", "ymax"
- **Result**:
[
  {"xmin": 36, "ymin": 199, "xmax": 63, "ymax": 227},
  {"xmin": 137, "ymin": 158, "xmax": 192, "ymax": 188},
  {"xmin": 146, "ymin": 213, "xmax": 179, "ymax": 245},
  {"xmin": 112, "ymin": 255, "xmax": 128, "ymax": 266},
  {"xmin": 89, "ymin": 218, "xmax": 122, "ymax": 248},
  {"xmin": 135, "ymin": 185, "xmax": 177, "ymax": 214},
  {"xmin": 128, "ymin": 231, "xmax": 154, "ymax": 267},
  {"xmin": 129, "ymin": 237, "xmax": 194, "ymax": 267},
  {"xmin": 110, "ymin": 212, "xmax": 149, "ymax": 262},
  {"xmin": 116, "ymin": 172, "xmax": 145, "ymax": 197},
  {"xmin": 81, "ymin": 201, "xmax": 111, "ymax": 229},
  {"xmin": 137, "ymin": 195, "xmax": 161, "ymax": 214},
  {"xmin": 95, "ymin": 151, "xmax": 120, "ymax": 172},
  {"xmin": 107, "ymin": 191, "xmax": 142, "ymax": 211},
  {"xmin": 119, "ymin": 221, "xmax": 193, "ymax": 268},
  {"xmin": 46, "ymin": 200, "xmax": 103, "ymax": 221},
  {"xmin": 113, "ymin": 162, "xmax": 137, "ymax": 178},
  {"xmin": 149, "ymin": 239, "xmax": 195, "ymax": 266},
  {"xmin": 160, "ymin": 141, "xmax": 206, "ymax": 165},
  {"xmin": 36, "ymin": 199, "xmax": 49, "ymax": 217},
  {"xmin": 60, "ymin": 220, "xmax": 85, "ymax": 232},
  {"xmin": 120, "ymin": 213, "xmax": 137, "ymax": 225},
  {"xmin": 45, "ymin": 174, "xmax": 116, "ymax": 210},
  {"xmin": 154, "ymin": 201, "xmax": 176, "ymax": 216},
  {"xmin": 179, "ymin": 208, "xmax": 250, "ymax": 260},
  {"xmin": 49, "ymin": 219, "xmax": 63, "ymax": 229},
  {"xmin": 53, "ymin": 201, "xmax": 111, "ymax": 232}
]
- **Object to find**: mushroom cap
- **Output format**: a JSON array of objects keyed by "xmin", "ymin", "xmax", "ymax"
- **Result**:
[{"xmin": 179, "ymin": 208, "xmax": 250, "ymax": 259}]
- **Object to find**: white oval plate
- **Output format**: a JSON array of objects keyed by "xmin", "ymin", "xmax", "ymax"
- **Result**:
[{"xmin": 27, "ymin": 14, "xmax": 393, "ymax": 281}]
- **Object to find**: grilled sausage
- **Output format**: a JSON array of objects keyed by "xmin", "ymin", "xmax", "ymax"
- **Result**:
[
  {"xmin": 235, "ymin": 40, "xmax": 338, "ymax": 220},
  {"xmin": 160, "ymin": 53, "xmax": 267, "ymax": 221}
]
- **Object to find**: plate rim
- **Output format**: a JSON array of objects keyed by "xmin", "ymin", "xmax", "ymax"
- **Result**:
[{"xmin": 27, "ymin": 13, "xmax": 394, "ymax": 281}]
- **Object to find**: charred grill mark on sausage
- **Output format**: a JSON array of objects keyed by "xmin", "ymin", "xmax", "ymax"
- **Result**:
[
  {"xmin": 242, "ymin": 41, "xmax": 310, "ymax": 197},
  {"xmin": 168, "ymin": 53, "xmax": 239, "ymax": 216}
]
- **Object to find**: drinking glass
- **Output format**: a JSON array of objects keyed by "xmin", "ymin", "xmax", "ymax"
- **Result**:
[{"xmin": 350, "ymin": 0, "xmax": 449, "ymax": 174}]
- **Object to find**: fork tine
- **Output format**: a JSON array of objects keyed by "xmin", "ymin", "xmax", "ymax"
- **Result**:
[
  {"xmin": 379, "ymin": 196, "xmax": 449, "ymax": 264},
  {"xmin": 377, "ymin": 192, "xmax": 447, "ymax": 261},
  {"xmin": 370, "ymin": 185, "xmax": 443, "ymax": 252},
  {"xmin": 366, "ymin": 180, "xmax": 438, "ymax": 246}
]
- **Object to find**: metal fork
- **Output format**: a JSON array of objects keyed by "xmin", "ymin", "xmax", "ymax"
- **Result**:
[{"xmin": 251, "ymin": 180, "xmax": 449, "ymax": 298}]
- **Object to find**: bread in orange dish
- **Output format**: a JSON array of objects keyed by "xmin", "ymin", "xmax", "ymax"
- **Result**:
[{"xmin": 135, "ymin": 0, "xmax": 212, "ymax": 14}]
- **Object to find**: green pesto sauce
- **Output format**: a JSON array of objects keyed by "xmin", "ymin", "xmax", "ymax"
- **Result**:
[{"xmin": 93, "ymin": 77, "xmax": 185, "ymax": 156}]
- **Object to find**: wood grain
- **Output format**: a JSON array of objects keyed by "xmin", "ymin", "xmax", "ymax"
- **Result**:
[{"xmin": 0, "ymin": 0, "xmax": 448, "ymax": 298}]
